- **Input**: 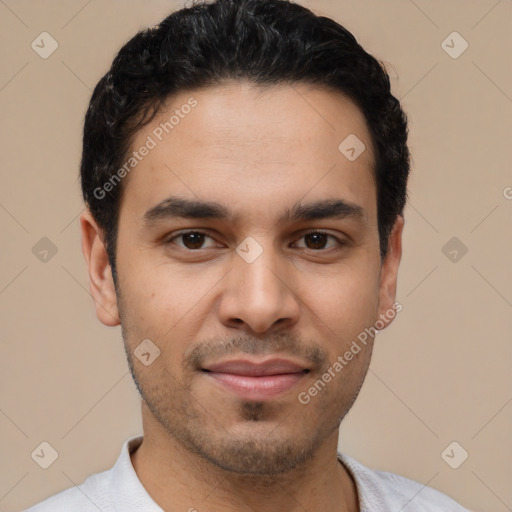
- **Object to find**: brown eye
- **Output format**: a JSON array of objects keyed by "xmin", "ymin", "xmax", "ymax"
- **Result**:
[
  {"xmin": 304, "ymin": 232, "xmax": 328, "ymax": 250},
  {"xmin": 181, "ymin": 232, "xmax": 206, "ymax": 249},
  {"xmin": 293, "ymin": 231, "xmax": 342, "ymax": 251},
  {"xmin": 166, "ymin": 231, "xmax": 217, "ymax": 250}
]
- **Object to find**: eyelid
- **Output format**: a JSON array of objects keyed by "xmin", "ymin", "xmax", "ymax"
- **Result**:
[
  {"xmin": 164, "ymin": 229, "xmax": 221, "ymax": 249},
  {"xmin": 291, "ymin": 229, "xmax": 346, "ymax": 250},
  {"xmin": 164, "ymin": 229, "xmax": 347, "ymax": 251}
]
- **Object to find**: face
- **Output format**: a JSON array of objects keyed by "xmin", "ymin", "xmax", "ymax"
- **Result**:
[{"xmin": 82, "ymin": 80, "xmax": 403, "ymax": 475}]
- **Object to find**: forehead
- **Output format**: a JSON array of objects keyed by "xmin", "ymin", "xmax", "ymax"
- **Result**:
[{"xmin": 119, "ymin": 81, "xmax": 377, "ymax": 227}]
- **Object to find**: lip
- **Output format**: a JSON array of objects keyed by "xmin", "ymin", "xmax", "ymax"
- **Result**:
[
  {"xmin": 203, "ymin": 358, "xmax": 309, "ymax": 376},
  {"xmin": 202, "ymin": 358, "xmax": 310, "ymax": 401}
]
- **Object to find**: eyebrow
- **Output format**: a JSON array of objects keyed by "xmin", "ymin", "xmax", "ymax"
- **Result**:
[{"xmin": 142, "ymin": 195, "xmax": 367, "ymax": 226}]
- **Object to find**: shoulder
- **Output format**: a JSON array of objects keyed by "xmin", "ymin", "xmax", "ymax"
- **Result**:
[
  {"xmin": 24, "ymin": 435, "xmax": 145, "ymax": 512},
  {"xmin": 338, "ymin": 452, "xmax": 472, "ymax": 512},
  {"xmin": 24, "ymin": 469, "xmax": 112, "ymax": 511}
]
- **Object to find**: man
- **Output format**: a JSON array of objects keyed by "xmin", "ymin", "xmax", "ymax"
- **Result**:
[{"xmin": 26, "ymin": 0, "xmax": 472, "ymax": 510}]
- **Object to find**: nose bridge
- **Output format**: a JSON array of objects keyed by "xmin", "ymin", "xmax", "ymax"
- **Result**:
[
  {"xmin": 235, "ymin": 235, "xmax": 286, "ymax": 301},
  {"xmin": 218, "ymin": 235, "xmax": 299, "ymax": 333}
]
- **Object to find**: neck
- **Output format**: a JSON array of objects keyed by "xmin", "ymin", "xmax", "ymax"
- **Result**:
[{"xmin": 130, "ymin": 404, "xmax": 359, "ymax": 512}]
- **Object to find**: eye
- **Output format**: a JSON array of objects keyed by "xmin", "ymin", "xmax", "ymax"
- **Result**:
[
  {"xmin": 165, "ymin": 230, "xmax": 219, "ymax": 250},
  {"xmin": 292, "ymin": 231, "xmax": 343, "ymax": 251},
  {"xmin": 164, "ymin": 230, "xmax": 345, "ymax": 252}
]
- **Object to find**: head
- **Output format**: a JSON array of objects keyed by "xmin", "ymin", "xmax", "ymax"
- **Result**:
[{"xmin": 80, "ymin": 0, "xmax": 410, "ymax": 475}]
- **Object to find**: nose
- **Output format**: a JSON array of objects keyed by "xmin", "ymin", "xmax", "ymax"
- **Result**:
[{"xmin": 217, "ymin": 242, "xmax": 300, "ymax": 334}]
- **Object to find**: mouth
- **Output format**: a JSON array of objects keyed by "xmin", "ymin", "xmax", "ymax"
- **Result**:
[{"xmin": 201, "ymin": 358, "xmax": 310, "ymax": 401}]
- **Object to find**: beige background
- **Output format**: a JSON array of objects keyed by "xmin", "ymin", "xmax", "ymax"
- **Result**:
[{"xmin": 1, "ymin": 0, "xmax": 511, "ymax": 511}]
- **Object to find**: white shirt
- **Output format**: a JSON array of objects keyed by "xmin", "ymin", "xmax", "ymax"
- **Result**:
[{"xmin": 25, "ymin": 435, "xmax": 471, "ymax": 511}]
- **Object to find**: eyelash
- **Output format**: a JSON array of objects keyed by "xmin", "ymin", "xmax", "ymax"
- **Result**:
[{"xmin": 164, "ymin": 229, "xmax": 346, "ymax": 252}]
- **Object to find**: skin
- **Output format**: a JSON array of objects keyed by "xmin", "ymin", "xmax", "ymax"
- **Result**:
[{"xmin": 81, "ymin": 80, "xmax": 404, "ymax": 512}]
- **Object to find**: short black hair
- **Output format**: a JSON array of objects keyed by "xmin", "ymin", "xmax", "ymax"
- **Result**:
[{"xmin": 80, "ymin": 0, "xmax": 410, "ymax": 284}]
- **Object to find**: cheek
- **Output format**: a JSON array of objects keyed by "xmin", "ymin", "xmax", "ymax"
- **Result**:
[
  {"xmin": 116, "ymin": 242, "xmax": 185, "ymax": 316},
  {"xmin": 117, "ymin": 258, "xmax": 214, "ymax": 362},
  {"xmin": 301, "ymin": 261, "xmax": 380, "ymax": 333}
]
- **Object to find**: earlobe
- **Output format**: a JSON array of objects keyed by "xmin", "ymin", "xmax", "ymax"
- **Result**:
[
  {"xmin": 80, "ymin": 209, "xmax": 120, "ymax": 327},
  {"xmin": 377, "ymin": 215, "xmax": 404, "ymax": 330}
]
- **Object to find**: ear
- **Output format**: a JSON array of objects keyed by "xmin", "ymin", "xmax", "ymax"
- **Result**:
[
  {"xmin": 80, "ymin": 209, "xmax": 120, "ymax": 327},
  {"xmin": 376, "ymin": 215, "xmax": 404, "ymax": 330}
]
